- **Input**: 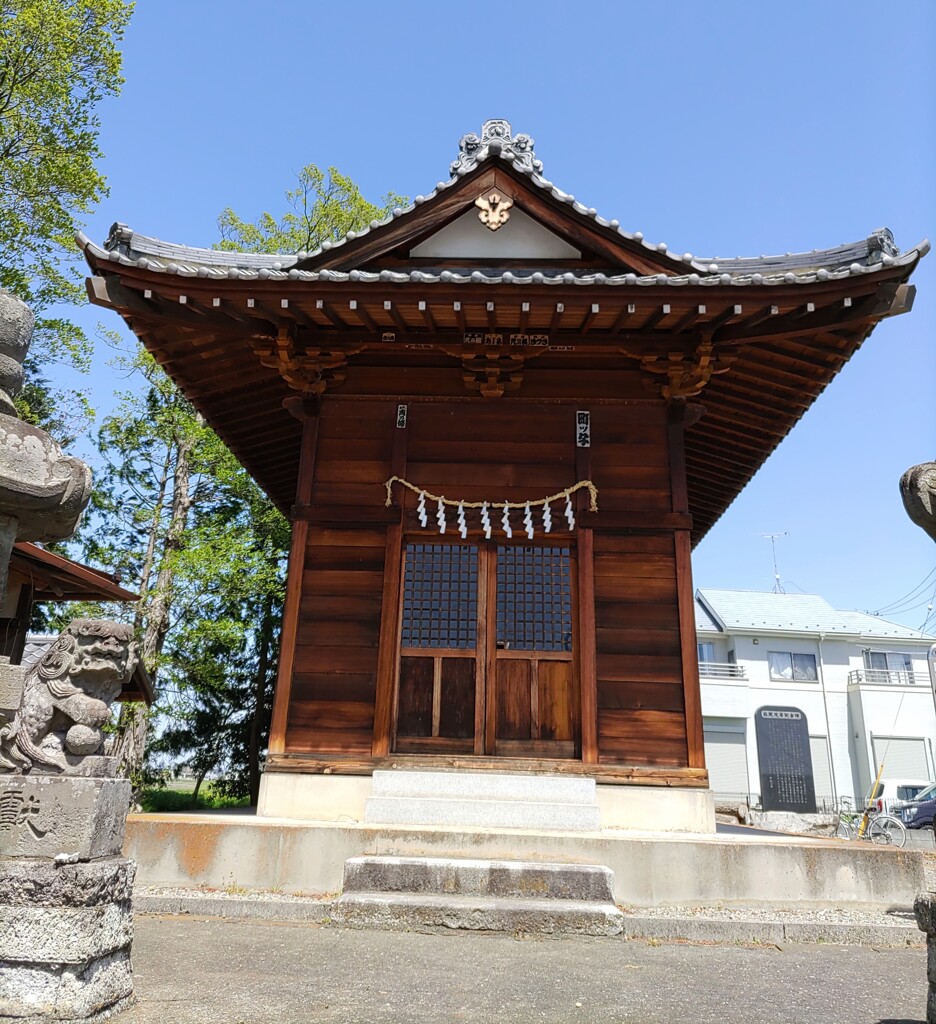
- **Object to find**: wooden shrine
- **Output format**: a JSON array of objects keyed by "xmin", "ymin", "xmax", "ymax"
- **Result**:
[{"xmin": 80, "ymin": 120, "xmax": 926, "ymax": 805}]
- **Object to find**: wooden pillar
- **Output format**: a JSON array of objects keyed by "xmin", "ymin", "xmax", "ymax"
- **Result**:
[
  {"xmin": 668, "ymin": 400, "xmax": 705, "ymax": 769},
  {"xmin": 576, "ymin": 418, "xmax": 598, "ymax": 764},
  {"xmin": 372, "ymin": 403, "xmax": 408, "ymax": 756},
  {"xmin": 268, "ymin": 398, "xmax": 319, "ymax": 757}
]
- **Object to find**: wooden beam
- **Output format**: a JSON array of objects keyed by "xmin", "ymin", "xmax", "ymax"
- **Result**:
[
  {"xmin": 315, "ymin": 299, "xmax": 348, "ymax": 329},
  {"xmin": 372, "ymin": 402, "xmax": 407, "ymax": 757},
  {"xmin": 519, "ymin": 301, "xmax": 530, "ymax": 334},
  {"xmin": 608, "ymin": 303, "xmax": 636, "ymax": 334},
  {"xmin": 417, "ymin": 300, "xmax": 438, "ymax": 333},
  {"xmin": 641, "ymin": 304, "xmax": 671, "ymax": 331},
  {"xmin": 671, "ymin": 304, "xmax": 706, "ymax": 334},
  {"xmin": 550, "ymin": 303, "xmax": 565, "ymax": 333},
  {"xmin": 265, "ymin": 751, "xmax": 710, "ymax": 786},
  {"xmin": 579, "ymin": 303, "xmax": 600, "ymax": 334},
  {"xmin": 268, "ymin": 409, "xmax": 319, "ymax": 756},
  {"xmin": 350, "ymin": 299, "xmax": 380, "ymax": 333},
  {"xmin": 384, "ymin": 300, "xmax": 408, "ymax": 332},
  {"xmin": 576, "ymin": 434, "xmax": 598, "ymax": 765},
  {"xmin": 675, "ymin": 529, "xmax": 704, "ymax": 768}
]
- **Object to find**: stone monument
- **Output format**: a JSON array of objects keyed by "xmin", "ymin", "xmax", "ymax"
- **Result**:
[
  {"xmin": 0, "ymin": 291, "xmax": 138, "ymax": 1022},
  {"xmin": 904, "ymin": 461, "xmax": 936, "ymax": 1022}
]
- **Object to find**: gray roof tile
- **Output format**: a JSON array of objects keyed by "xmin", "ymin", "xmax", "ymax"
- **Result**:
[{"xmin": 78, "ymin": 121, "xmax": 929, "ymax": 286}]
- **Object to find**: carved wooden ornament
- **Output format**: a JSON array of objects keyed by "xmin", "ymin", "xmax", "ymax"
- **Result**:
[{"xmin": 475, "ymin": 191, "xmax": 513, "ymax": 231}]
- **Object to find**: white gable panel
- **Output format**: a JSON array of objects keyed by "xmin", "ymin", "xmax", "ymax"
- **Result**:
[{"xmin": 410, "ymin": 207, "xmax": 582, "ymax": 260}]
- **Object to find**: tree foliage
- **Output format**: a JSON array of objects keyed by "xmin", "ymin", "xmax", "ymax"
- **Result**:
[
  {"xmin": 0, "ymin": 0, "xmax": 132, "ymax": 365},
  {"xmin": 216, "ymin": 164, "xmax": 406, "ymax": 254},
  {"xmin": 75, "ymin": 164, "xmax": 403, "ymax": 801}
]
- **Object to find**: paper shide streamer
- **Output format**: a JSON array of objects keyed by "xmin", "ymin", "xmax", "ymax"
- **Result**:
[{"xmin": 383, "ymin": 478, "xmax": 598, "ymax": 539}]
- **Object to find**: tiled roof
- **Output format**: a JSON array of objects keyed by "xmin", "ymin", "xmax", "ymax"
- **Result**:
[
  {"xmin": 21, "ymin": 634, "xmax": 57, "ymax": 670},
  {"xmin": 836, "ymin": 609, "xmax": 936, "ymax": 642},
  {"xmin": 695, "ymin": 597, "xmax": 723, "ymax": 633},
  {"xmin": 77, "ymin": 120, "xmax": 929, "ymax": 287},
  {"xmin": 696, "ymin": 589, "xmax": 936, "ymax": 641}
]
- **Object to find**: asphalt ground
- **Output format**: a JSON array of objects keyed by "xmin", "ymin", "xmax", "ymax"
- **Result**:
[{"xmin": 116, "ymin": 915, "xmax": 927, "ymax": 1024}]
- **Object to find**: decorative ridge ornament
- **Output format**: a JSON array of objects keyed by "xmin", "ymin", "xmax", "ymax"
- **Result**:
[
  {"xmin": 476, "ymin": 191, "xmax": 513, "ymax": 231},
  {"xmin": 450, "ymin": 120, "xmax": 544, "ymax": 177},
  {"xmin": 384, "ymin": 477, "xmax": 598, "ymax": 538}
]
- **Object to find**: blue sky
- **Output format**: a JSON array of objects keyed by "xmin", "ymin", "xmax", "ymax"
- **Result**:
[{"xmin": 59, "ymin": 0, "xmax": 936, "ymax": 629}]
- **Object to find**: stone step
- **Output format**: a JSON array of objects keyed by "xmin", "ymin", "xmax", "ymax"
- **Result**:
[
  {"xmin": 370, "ymin": 769, "xmax": 595, "ymax": 804},
  {"xmin": 331, "ymin": 891, "xmax": 624, "ymax": 936},
  {"xmin": 342, "ymin": 856, "xmax": 615, "ymax": 902},
  {"xmin": 364, "ymin": 795, "xmax": 600, "ymax": 831}
]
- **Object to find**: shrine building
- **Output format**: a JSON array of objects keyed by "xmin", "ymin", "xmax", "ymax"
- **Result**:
[{"xmin": 80, "ymin": 120, "xmax": 926, "ymax": 829}]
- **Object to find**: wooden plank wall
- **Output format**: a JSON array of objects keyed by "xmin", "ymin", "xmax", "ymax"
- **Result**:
[
  {"xmin": 589, "ymin": 405, "xmax": 687, "ymax": 766},
  {"xmin": 283, "ymin": 394, "xmax": 693, "ymax": 769},
  {"xmin": 284, "ymin": 400, "xmax": 392, "ymax": 754}
]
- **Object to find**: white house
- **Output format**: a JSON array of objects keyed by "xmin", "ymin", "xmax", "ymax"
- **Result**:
[{"xmin": 696, "ymin": 589, "xmax": 936, "ymax": 810}]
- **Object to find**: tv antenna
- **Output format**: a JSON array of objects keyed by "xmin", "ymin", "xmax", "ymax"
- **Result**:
[{"xmin": 761, "ymin": 532, "xmax": 788, "ymax": 593}]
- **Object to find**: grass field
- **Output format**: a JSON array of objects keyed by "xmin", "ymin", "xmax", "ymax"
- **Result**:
[{"xmin": 138, "ymin": 780, "xmax": 250, "ymax": 813}]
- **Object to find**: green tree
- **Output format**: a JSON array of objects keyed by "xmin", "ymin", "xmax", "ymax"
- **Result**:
[
  {"xmin": 81, "ymin": 164, "xmax": 404, "ymax": 801},
  {"xmin": 216, "ymin": 164, "xmax": 406, "ymax": 254},
  {"xmin": 0, "ymin": 0, "xmax": 133, "ymax": 431}
]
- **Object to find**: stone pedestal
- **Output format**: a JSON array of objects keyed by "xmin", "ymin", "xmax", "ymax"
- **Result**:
[
  {"xmin": 914, "ymin": 893, "xmax": 936, "ymax": 1023},
  {"xmin": 0, "ymin": 775, "xmax": 134, "ymax": 1021}
]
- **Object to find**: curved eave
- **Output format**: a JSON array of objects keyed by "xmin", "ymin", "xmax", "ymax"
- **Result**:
[{"xmin": 79, "ymin": 229, "xmax": 929, "ymax": 289}]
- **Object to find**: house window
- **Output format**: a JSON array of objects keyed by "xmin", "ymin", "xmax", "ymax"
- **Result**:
[
  {"xmin": 697, "ymin": 642, "xmax": 715, "ymax": 663},
  {"xmin": 768, "ymin": 651, "xmax": 818, "ymax": 682},
  {"xmin": 864, "ymin": 650, "xmax": 913, "ymax": 683}
]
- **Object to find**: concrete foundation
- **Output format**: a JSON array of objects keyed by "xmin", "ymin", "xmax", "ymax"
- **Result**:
[
  {"xmin": 257, "ymin": 770, "xmax": 715, "ymax": 833},
  {"xmin": 914, "ymin": 892, "xmax": 936, "ymax": 1022},
  {"xmin": 125, "ymin": 811, "xmax": 936, "ymax": 910},
  {"xmin": 0, "ymin": 778, "xmax": 134, "ymax": 1022}
]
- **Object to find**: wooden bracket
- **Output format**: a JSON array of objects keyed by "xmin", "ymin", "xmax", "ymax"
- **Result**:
[
  {"xmin": 441, "ymin": 344, "xmax": 546, "ymax": 398},
  {"xmin": 252, "ymin": 326, "xmax": 364, "ymax": 396},
  {"xmin": 620, "ymin": 340, "xmax": 734, "ymax": 399}
]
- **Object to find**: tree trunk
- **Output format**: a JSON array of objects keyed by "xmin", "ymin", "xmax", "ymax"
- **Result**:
[
  {"xmin": 115, "ymin": 420, "xmax": 197, "ymax": 779},
  {"xmin": 190, "ymin": 767, "xmax": 210, "ymax": 808},
  {"xmin": 133, "ymin": 447, "xmax": 171, "ymax": 633},
  {"xmin": 248, "ymin": 590, "xmax": 275, "ymax": 805}
]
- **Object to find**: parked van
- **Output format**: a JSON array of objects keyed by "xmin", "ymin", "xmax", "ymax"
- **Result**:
[{"xmin": 868, "ymin": 779, "xmax": 931, "ymax": 813}]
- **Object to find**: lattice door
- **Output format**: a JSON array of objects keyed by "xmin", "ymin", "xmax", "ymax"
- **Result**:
[
  {"xmin": 492, "ymin": 545, "xmax": 575, "ymax": 758},
  {"xmin": 393, "ymin": 541, "xmax": 577, "ymax": 758}
]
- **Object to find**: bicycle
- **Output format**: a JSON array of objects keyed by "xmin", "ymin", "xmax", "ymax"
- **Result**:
[{"xmin": 835, "ymin": 807, "xmax": 907, "ymax": 848}]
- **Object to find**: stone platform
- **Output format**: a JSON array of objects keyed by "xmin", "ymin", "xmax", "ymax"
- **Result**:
[
  {"xmin": 124, "ymin": 810, "xmax": 936, "ymax": 911},
  {"xmin": 364, "ymin": 770, "xmax": 601, "ymax": 831}
]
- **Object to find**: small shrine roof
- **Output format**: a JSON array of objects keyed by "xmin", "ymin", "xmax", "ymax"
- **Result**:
[{"xmin": 79, "ymin": 120, "xmax": 928, "ymax": 288}]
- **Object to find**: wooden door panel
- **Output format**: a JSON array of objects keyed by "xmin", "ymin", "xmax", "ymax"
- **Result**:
[
  {"xmin": 537, "ymin": 660, "xmax": 573, "ymax": 741},
  {"xmin": 439, "ymin": 657, "xmax": 475, "ymax": 739},
  {"xmin": 496, "ymin": 659, "xmax": 533, "ymax": 740},
  {"xmin": 397, "ymin": 656, "xmax": 433, "ymax": 737}
]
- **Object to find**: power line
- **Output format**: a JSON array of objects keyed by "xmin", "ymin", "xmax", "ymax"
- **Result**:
[{"xmin": 874, "ymin": 565, "xmax": 936, "ymax": 614}]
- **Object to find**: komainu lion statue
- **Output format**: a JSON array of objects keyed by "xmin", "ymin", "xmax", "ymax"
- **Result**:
[{"xmin": 0, "ymin": 619, "xmax": 137, "ymax": 774}]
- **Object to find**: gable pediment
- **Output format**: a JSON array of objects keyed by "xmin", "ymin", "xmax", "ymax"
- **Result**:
[
  {"xmin": 410, "ymin": 206, "xmax": 582, "ymax": 260},
  {"xmin": 299, "ymin": 135, "xmax": 690, "ymax": 277}
]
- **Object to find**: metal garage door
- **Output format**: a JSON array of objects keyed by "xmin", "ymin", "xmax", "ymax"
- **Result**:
[
  {"xmin": 871, "ymin": 736, "xmax": 929, "ymax": 779},
  {"xmin": 703, "ymin": 722, "xmax": 749, "ymax": 799},
  {"xmin": 809, "ymin": 735, "xmax": 833, "ymax": 804}
]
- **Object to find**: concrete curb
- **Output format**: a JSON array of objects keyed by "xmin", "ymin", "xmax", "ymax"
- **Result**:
[
  {"xmin": 133, "ymin": 893, "xmax": 923, "ymax": 946},
  {"xmin": 620, "ymin": 915, "xmax": 922, "ymax": 947},
  {"xmin": 133, "ymin": 894, "xmax": 332, "ymax": 923}
]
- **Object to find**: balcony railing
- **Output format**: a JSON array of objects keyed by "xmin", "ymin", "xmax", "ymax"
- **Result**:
[
  {"xmin": 848, "ymin": 668, "xmax": 925, "ymax": 687},
  {"xmin": 699, "ymin": 662, "xmax": 746, "ymax": 679}
]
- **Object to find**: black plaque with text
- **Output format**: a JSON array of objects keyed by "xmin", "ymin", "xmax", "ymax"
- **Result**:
[{"xmin": 755, "ymin": 706, "xmax": 817, "ymax": 813}]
